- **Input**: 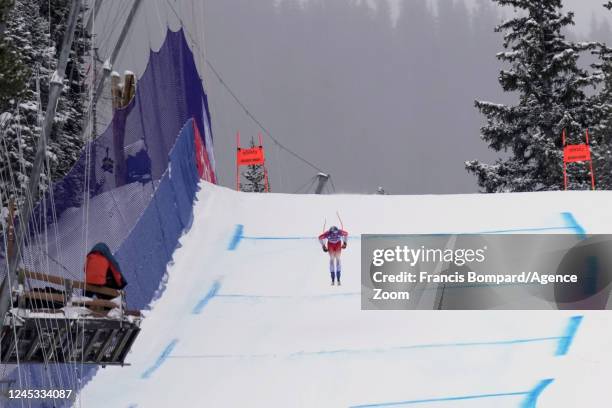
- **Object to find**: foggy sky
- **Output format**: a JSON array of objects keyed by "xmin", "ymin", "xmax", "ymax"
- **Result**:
[
  {"xmin": 388, "ymin": 0, "xmax": 612, "ymax": 32},
  {"xmin": 95, "ymin": 0, "xmax": 612, "ymax": 195}
]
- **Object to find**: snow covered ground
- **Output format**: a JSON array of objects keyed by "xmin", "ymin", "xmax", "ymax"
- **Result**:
[{"xmin": 79, "ymin": 182, "xmax": 612, "ymax": 407}]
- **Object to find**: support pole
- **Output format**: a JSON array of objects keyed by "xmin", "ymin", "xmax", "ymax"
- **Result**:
[
  {"xmin": 0, "ymin": 0, "xmax": 83, "ymax": 324},
  {"xmin": 93, "ymin": 0, "xmax": 142, "ymax": 104},
  {"xmin": 314, "ymin": 173, "xmax": 329, "ymax": 194},
  {"xmin": 90, "ymin": 45, "xmax": 99, "ymax": 189},
  {"xmin": 111, "ymin": 71, "xmax": 122, "ymax": 110},
  {"xmin": 111, "ymin": 71, "xmax": 126, "ymax": 186},
  {"xmin": 122, "ymin": 72, "xmax": 136, "ymax": 105},
  {"xmin": 85, "ymin": 0, "xmax": 102, "ymax": 33},
  {"xmin": 258, "ymin": 133, "xmax": 270, "ymax": 192},
  {"xmin": 111, "ymin": 71, "xmax": 136, "ymax": 187},
  {"xmin": 82, "ymin": 0, "xmax": 143, "ymax": 141},
  {"xmin": 6, "ymin": 199, "xmax": 15, "ymax": 263}
]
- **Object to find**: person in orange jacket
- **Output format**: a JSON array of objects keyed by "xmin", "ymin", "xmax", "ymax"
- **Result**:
[{"xmin": 84, "ymin": 243, "xmax": 127, "ymax": 299}]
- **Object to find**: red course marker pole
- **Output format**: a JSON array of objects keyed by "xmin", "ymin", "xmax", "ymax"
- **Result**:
[
  {"xmin": 236, "ymin": 131, "xmax": 241, "ymax": 191},
  {"xmin": 586, "ymin": 129, "xmax": 596, "ymax": 190},
  {"xmin": 562, "ymin": 129, "xmax": 568, "ymax": 190},
  {"xmin": 259, "ymin": 133, "xmax": 270, "ymax": 193}
]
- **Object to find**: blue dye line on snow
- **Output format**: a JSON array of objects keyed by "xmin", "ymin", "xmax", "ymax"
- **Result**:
[
  {"xmin": 561, "ymin": 212, "xmax": 586, "ymax": 239},
  {"xmin": 215, "ymin": 272, "xmax": 569, "ymax": 297},
  {"xmin": 521, "ymin": 378, "xmax": 554, "ymax": 408},
  {"xmin": 350, "ymin": 391, "xmax": 527, "ymax": 407},
  {"xmin": 170, "ymin": 315, "xmax": 583, "ymax": 360},
  {"xmin": 228, "ymin": 224, "xmax": 244, "ymax": 250},
  {"xmin": 520, "ymin": 378, "xmax": 554, "ymax": 408},
  {"xmin": 192, "ymin": 280, "xmax": 221, "ymax": 314},
  {"xmin": 350, "ymin": 379, "xmax": 553, "ymax": 408},
  {"xmin": 241, "ymin": 226, "xmax": 572, "ymax": 241},
  {"xmin": 141, "ymin": 339, "xmax": 179, "ymax": 379},
  {"xmin": 168, "ymin": 334, "xmax": 566, "ymax": 361},
  {"xmin": 291, "ymin": 336, "xmax": 562, "ymax": 355},
  {"xmin": 555, "ymin": 315, "xmax": 583, "ymax": 356},
  {"xmin": 216, "ymin": 292, "xmax": 360, "ymax": 300},
  {"xmin": 234, "ymin": 217, "xmax": 582, "ymax": 243},
  {"xmin": 362, "ymin": 223, "xmax": 585, "ymax": 237},
  {"xmin": 215, "ymin": 279, "xmax": 547, "ymax": 297}
]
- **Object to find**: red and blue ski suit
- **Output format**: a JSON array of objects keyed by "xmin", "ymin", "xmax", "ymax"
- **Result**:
[{"xmin": 318, "ymin": 228, "xmax": 348, "ymax": 282}]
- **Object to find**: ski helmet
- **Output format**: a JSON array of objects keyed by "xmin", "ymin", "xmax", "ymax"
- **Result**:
[{"xmin": 330, "ymin": 226, "xmax": 339, "ymax": 233}]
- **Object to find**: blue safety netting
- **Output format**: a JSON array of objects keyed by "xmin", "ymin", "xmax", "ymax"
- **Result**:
[
  {"xmin": 0, "ymin": 28, "xmax": 216, "ymax": 406},
  {"xmin": 116, "ymin": 118, "xmax": 204, "ymax": 308},
  {"xmin": 18, "ymin": 27, "xmax": 215, "ymax": 300}
]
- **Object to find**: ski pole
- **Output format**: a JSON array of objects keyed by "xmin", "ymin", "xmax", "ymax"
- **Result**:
[{"xmin": 336, "ymin": 211, "xmax": 344, "ymax": 231}]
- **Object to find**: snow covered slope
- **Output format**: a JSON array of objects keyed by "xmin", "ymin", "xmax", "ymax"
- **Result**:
[{"xmin": 79, "ymin": 182, "xmax": 612, "ymax": 407}]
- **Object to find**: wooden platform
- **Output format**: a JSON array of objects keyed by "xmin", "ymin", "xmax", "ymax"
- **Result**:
[
  {"xmin": 0, "ymin": 315, "xmax": 140, "ymax": 366},
  {"xmin": 0, "ymin": 270, "xmax": 142, "ymax": 366}
]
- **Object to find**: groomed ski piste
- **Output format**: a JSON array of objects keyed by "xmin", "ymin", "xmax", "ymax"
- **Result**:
[{"xmin": 79, "ymin": 182, "xmax": 612, "ymax": 407}]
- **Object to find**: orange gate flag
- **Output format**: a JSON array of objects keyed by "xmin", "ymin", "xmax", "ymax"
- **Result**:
[
  {"xmin": 237, "ymin": 146, "xmax": 265, "ymax": 166},
  {"xmin": 563, "ymin": 144, "xmax": 591, "ymax": 163},
  {"xmin": 562, "ymin": 129, "xmax": 595, "ymax": 190},
  {"xmin": 236, "ymin": 131, "xmax": 270, "ymax": 192}
]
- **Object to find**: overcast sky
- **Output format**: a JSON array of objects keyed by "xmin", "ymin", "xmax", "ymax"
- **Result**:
[{"xmin": 96, "ymin": 0, "xmax": 612, "ymax": 195}]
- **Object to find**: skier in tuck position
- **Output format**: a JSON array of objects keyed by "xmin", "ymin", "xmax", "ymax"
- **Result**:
[{"xmin": 319, "ymin": 226, "xmax": 348, "ymax": 286}]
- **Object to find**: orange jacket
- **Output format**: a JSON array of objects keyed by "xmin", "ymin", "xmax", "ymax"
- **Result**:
[{"xmin": 85, "ymin": 252, "xmax": 125, "ymax": 288}]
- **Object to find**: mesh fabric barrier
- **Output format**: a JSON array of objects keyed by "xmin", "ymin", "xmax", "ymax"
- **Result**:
[
  {"xmin": 116, "ymin": 118, "xmax": 205, "ymax": 309},
  {"xmin": 18, "ymin": 27, "xmax": 215, "ymax": 289},
  {"xmin": 1, "ymin": 28, "xmax": 216, "ymax": 406}
]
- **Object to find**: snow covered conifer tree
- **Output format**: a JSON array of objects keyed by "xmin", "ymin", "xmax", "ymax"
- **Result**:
[
  {"xmin": 587, "ymin": 1, "xmax": 612, "ymax": 189},
  {"xmin": 41, "ymin": 0, "xmax": 89, "ymax": 177},
  {"xmin": 466, "ymin": 0, "xmax": 599, "ymax": 192},
  {"xmin": 0, "ymin": 0, "xmax": 52, "ymax": 212},
  {"xmin": 0, "ymin": 0, "xmax": 27, "ymax": 111},
  {"xmin": 0, "ymin": 0, "xmax": 88, "ymax": 213},
  {"xmin": 240, "ymin": 137, "xmax": 267, "ymax": 193}
]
